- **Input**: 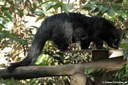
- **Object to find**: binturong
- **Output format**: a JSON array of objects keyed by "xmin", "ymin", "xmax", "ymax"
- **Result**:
[{"xmin": 7, "ymin": 12, "xmax": 121, "ymax": 72}]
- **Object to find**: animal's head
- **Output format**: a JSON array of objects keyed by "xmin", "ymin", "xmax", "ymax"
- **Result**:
[
  {"xmin": 101, "ymin": 19, "xmax": 121, "ymax": 49},
  {"xmin": 106, "ymin": 24, "xmax": 121, "ymax": 49},
  {"xmin": 107, "ymin": 29, "xmax": 121, "ymax": 49}
]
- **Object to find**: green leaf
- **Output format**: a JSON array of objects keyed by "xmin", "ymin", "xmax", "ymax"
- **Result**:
[
  {"xmin": 123, "ymin": 0, "xmax": 128, "ymax": 6},
  {"xmin": 17, "ymin": 9, "xmax": 24, "ymax": 17},
  {"xmin": 1, "ymin": 6, "xmax": 9, "ymax": 12},
  {"xmin": 84, "ymin": 68, "xmax": 95, "ymax": 75},
  {"xmin": 53, "ymin": 2, "xmax": 62, "ymax": 10},
  {"xmin": 120, "ymin": 42, "xmax": 128, "ymax": 48},
  {"xmin": 0, "ymin": 30, "xmax": 27, "ymax": 45},
  {"xmin": 99, "ymin": 5, "xmax": 108, "ymax": 14},
  {"xmin": 45, "ymin": 2, "xmax": 54, "ymax": 11},
  {"xmin": 107, "ymin": 9, "xmax": 115, "ymax": 16},
  {"xmin": 0, "ymin": 24, "xmax": 6, "ymax": 28},
  {"xmin": 4, "ymin": 10, "xmax": 12, "ymax": 21},
  {"xmin": 35, "ymin": 54, "xmax": 50, "ymax": 65},
  {"xmin": 124, "ymin": 47, "xmax": 128, "ymax": 60},
  {"xmin": 83, "ymin": 2, "xmax": 97, "ymax": 10},
  {"xmin": 35, "ymin": 15, "xmax": 45, "ymax": 22},
  {"xmin": 98, "ymin": 5, "xmax": 103, "ymax": 11},
  {"xmin": 62, "ymin": 4, "xmax": 71, "ymax": 13}
]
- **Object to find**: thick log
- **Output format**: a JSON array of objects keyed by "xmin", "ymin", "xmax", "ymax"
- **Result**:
[{"xmin": 0, "ymin": 57, "xmax": 126, "ymax": 80}]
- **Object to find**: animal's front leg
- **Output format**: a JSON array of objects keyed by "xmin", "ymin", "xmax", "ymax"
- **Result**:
[
  {"xmin": 94, "ymin": 41, "xmax": 104, "ymax": 49},
  {"xmin": 80, "ymin": 40, "xmax": 91, "ymax": 49}
]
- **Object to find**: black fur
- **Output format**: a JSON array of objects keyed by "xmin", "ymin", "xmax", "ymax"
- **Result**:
[{"xmin": 7, "ymin": 13, "xmax": 120, "ymax": 72}]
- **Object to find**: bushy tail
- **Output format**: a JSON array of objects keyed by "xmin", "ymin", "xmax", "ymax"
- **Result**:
[{"xmin": 8, "ymin": 23, "xmax": 50, "ymax": 72}]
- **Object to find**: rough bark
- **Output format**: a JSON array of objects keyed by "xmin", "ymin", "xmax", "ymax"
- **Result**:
[{"xmin": 0, "ymin": 57, "xmax": 126, "ymax": 80}]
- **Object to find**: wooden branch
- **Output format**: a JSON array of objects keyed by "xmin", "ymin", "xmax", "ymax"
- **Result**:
[
  {"xmin": 0, "ymin": 57, "xmax": 126, "ymax": 80},
  {"xmin": 71, "ymin": 73, "xmax": 87, "ymax": 85}
]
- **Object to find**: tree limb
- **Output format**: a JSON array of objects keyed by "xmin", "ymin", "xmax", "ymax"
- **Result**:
[{"xmin": 0, "ymin": 57, "xmax": 126, "ymax": 80}]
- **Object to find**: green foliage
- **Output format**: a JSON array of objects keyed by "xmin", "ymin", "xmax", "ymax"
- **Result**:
[
  {"xmin": 124, "ymin": 47, "xmax": 128, "ymax": 60},
  {"xmin": 0, "ymin": 0, "xmax": 128, "ymax": 84},
  {"xmin": 119, "ymin": 43, "xmax": 128, "ymax": 48},
  {"xmin": 36, "ymin": 54, "xmax": 52, "ymax": 65},
  {"xmin": 84, "ymin": 67, "xmax": 106, "ymax": 78},
  {"xmin": 0, "ymin": 78, "xmax": 41, "ymax": 85},
  {"xmin": 0, "ymin": 30, "xmax": 27, "ymax": 45},
  {"xmin": 84, "ymin": 68, "xmax": 96, "ymax": 75},
  {"xmin": 113, "ymin": 64, "xmax": 128, "ymax": 81},
  {"xmin": 82, "ymin": 0, "xmax": 127, "ymax": 19},
  {"xmin": 82, "ymin": 1, "xmax": 128, "ymax": 83}
]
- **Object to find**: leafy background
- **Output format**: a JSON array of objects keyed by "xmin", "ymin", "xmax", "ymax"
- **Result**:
[{"xmin": 0, "ymin": 0, "xmax": 128, "ymax": 84}]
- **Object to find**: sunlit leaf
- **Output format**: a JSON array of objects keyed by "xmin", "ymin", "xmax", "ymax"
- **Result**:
[
  {"xmin": 62, "ymin": 4, "xmax": 72, "ymax": 13},
  {"xmin": 4, "ymin": 10, "xmax": 12, "ymax": 21},
  {"xmin": 34, "ymin": 9, "xmax": 44, "ymax": 16},
  {"xmin": 53, "ymin": 2, "xmax": 62, "ymax": 10},
  {"xmin": 83, "ymin": 1, "xmax": 97, "ymax": 10},
  {"xmin": 45, "ymin": 2, "xmax": 54, "ymax": 11},
  {"xmin": 35, "ymin": 54, "xmax": 50, "ymax": 65},
  {"xmin": 120, "ymin": 42, "xmax": 128, "ymax": 48},
  {"xmin": 35, "ymin": 14, "xmax": 45, "ymax": 22},
  {"xmin": 0, "ymin": 30, "xmax": 27, "ymax": 45},
  {"xmin": 123, "ymin": 0, "xmax": 128, "ymax": 6}
]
